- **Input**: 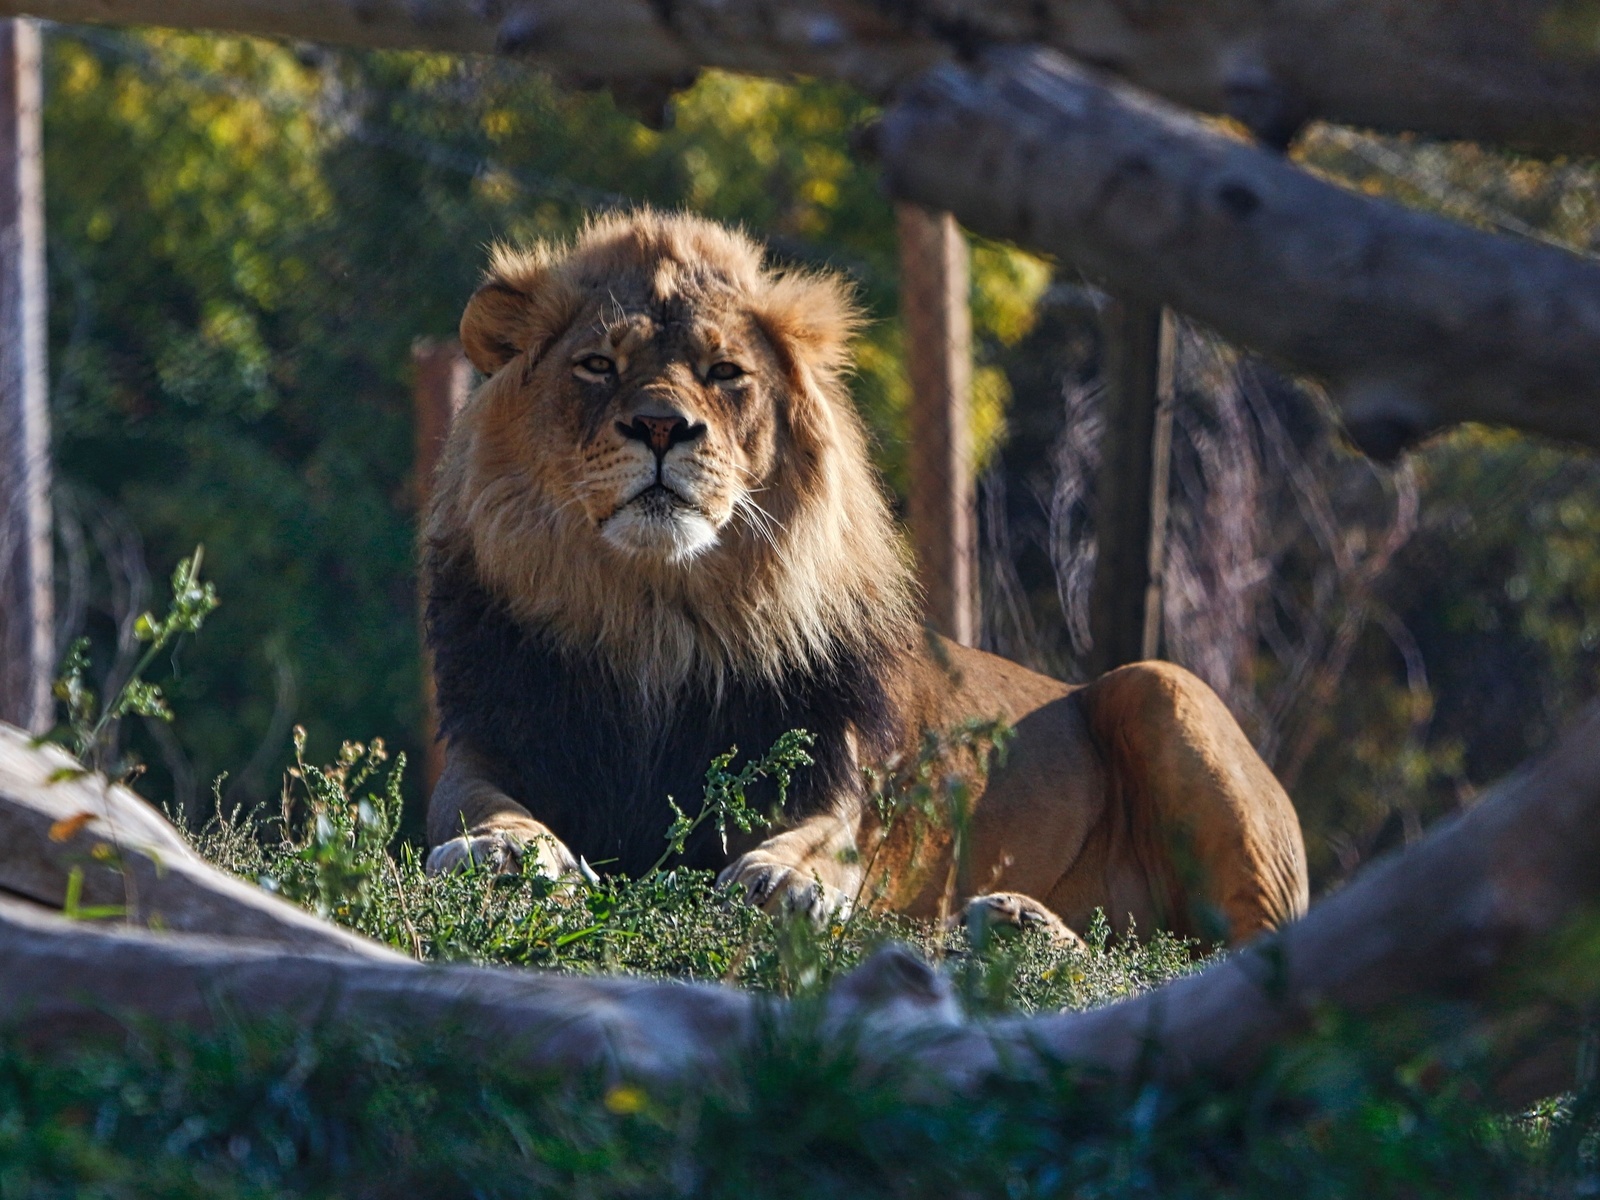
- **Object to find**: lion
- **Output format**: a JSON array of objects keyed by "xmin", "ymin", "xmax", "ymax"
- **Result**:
[{"xmin": 422, "ymin": 209, "xmax": 1309, "ymax": 947}]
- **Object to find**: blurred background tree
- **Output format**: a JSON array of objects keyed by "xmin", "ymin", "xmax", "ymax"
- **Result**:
[
  {"xmin": 42, "ymin": 28, "xmax": 1042, "ymax": 829},
  {"xmin": 41, "ymin": 25, "xmax": 1600, "ymax": 883}
]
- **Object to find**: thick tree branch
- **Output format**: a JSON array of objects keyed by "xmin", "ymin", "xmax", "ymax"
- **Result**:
[
  {"xmin": 5, "ymin": 0, "xmax": 1600, "ymax": 155},
  {"xmin": 0, "ymin": 894, "xmax": 757, "ymax": 1080},
  {"xmin": 875, "ymin": 50, "xmax": 1600, "ymax": 459}
]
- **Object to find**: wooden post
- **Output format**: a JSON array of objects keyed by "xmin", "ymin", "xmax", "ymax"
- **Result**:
[
  {"xmin": 0, "ymin": 18, "xmax": 50, "ymax": 734},
  {"xmin": 412, "ymin": 338, "xmax": 470, "ymax": 792},
  {"xmin": 897, "ymin": 203, "xmax": 978, "ymax": 647},
  {"xmin": 1086, "ymin": 299, "xmax": 1175, "ymax": 677}
]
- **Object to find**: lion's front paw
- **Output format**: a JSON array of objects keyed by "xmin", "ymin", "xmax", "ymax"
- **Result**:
[
  {"xmin": 425, "ymin": 833, "xmax": 515, "ymax": 875},
  {"xmin": 718, "ymin": 853, "xmax": 851, "ymax": 922},
  {"xmin": 961, "ymin": 892, "xmax": 1086, "ymax": 949},
  {"xmin": 425, "ymin": 829, "xmax": 578, "ymax": 879}
]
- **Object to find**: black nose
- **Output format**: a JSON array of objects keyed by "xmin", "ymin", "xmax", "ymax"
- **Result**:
[{"xmin": 618, "ymin": 414, "xmax": 704, "ymax": 455}]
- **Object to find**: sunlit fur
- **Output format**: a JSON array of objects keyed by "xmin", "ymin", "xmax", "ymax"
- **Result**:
[
  {"xmin": 426, "ymin": 210, "xmax": 919, "ymax": 706},
  {"xmin": 425, "ymin": 210, "xmax": 1311, "ymax": 943}
]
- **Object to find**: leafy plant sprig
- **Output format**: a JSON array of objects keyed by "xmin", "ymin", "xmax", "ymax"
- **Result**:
[
  {"xmin": 51, "ymin": 547, "xmax": 219, "ymax": 776},
  {"xmin": 260, "ymin": 725, "xmax": 405, "ymax": 924},
  {"xmin": 649, "ymin": 727, "xmax": 816, "ymax": 877}
]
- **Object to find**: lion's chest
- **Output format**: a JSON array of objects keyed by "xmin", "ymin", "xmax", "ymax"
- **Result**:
[{"xmin": 427, "ymin": 568, "xmax": 901, "ymax": 876}]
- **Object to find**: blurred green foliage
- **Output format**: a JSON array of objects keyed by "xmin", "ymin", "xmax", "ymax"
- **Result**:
[{"xmin": 42, "ymin": 28, "xmax": 1043, "ymax": 822}]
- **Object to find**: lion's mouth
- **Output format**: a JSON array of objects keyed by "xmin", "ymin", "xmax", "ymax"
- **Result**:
[
  {"xmin": 597, "ymin": 477, "xmax": 721, "ymax": 563},
  {"xmin": 623, "ymin": 481, "xmax": 691, "ymax": 516}
]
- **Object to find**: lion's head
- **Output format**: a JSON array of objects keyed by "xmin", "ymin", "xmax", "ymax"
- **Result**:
[{"xmin": 428, "ymin": 210, "xmax": 917, "ymax": 696}]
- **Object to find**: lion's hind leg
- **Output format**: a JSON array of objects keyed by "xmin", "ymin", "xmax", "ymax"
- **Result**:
[{"xmin": 1078, "ymin": 662, "xmax": 1309, "ymax": 944}]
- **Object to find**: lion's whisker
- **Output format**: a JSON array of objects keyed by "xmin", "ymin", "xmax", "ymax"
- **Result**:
[
  {"xmin": 735, "ymin": 495, "xmax": 782, "ymax": 554},
  {"xmin": 740, "ymin": 493, "xmax": 785, "ymax": 534}
]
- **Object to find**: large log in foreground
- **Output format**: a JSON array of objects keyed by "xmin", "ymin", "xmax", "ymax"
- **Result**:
[
  {"xmin": 875, "ymin": 49, "xmax": 1600, "ymax": 461},
  {"xmin": 4, "ymin": 706, "xmax": 1600, "ymax": 1103},
  {"xmin": 0, "ymin": 895, "xmax": 756, "ymax": 1081},
  {"xmin": 6, "ymin": 0, "xmax": 1600, "ymax": 157},
  {"xmin": 0, "ymin": 724, "xmax": 400, "ymax": 959}
]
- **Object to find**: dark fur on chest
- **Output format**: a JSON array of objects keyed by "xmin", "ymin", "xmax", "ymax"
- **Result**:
[{"xmin": 426, "ymin": 556, "xmax": 906, "ymax": 876}]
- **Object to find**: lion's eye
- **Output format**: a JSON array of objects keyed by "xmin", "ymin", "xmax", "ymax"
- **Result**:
[
  {"xmin": 707, "ymin": 361, "xmax": 745, "ymax": 382},
  {"xmin": 575, "ymin": 355, "xmax": 616, "ymax": 377}
]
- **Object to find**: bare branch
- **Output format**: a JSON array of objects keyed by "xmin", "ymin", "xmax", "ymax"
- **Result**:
[{"xmin": 875, "ymin": 50, "xmax": 1600, "ymax": 459}]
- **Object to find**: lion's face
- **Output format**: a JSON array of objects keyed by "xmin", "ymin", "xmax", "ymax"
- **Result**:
[
  {"xmin": 434, "ymin": 211, "xmax": 915, "ymax": 687},
  {"xmin": 535, "ymin": 289, "xmax": 786, "ymax": 565}
]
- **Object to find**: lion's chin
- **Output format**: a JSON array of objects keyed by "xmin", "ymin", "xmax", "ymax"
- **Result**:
[{"xmin": 600, "ymin": 496, "xmax": 721, "ymax": 565}]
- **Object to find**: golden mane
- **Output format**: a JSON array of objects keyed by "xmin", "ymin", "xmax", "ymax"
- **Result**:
[{"xmin": 426, "ymin": 210, "xmax": 919, "ymax": 702}]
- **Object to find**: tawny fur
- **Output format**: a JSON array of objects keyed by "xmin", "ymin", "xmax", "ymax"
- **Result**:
[{"xmin": 423, "ymin": 209, "xmax": 1310, "ymax": 944}]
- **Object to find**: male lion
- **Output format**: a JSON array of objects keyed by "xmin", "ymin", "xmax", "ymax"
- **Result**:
[{"xmin": 423, "ymin": 209, "xmax": 1309, "ymax": 946}]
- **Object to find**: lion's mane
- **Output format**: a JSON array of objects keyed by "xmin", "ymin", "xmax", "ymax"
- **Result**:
[{"xmin": 423, "ymin": 212, "xmax": 924, "ymax": 873}]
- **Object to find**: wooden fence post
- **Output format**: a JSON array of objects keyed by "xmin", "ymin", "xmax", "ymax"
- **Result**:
[
  {"xmin": 412, "ymin": 338, "xmax": 470, "ymax": 793},
  {"xmin": 0, "ymin": 18, "xmax": 50, "ymax": 734},
  {"xmin": 897, "ymin": 203, "xmax": 978, "ymax": 647},
  {"xmin": 1086, "ymin": 299, "xmax": 1174, "ymax": 677}
]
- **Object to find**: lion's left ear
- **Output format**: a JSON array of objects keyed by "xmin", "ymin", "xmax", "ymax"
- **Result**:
[
  {"xmin": 751, "ymin": 270, "xmax": 862, "ymax": 457},
  {"xmin": 459, "ymin": 246, "xmax": 581, "ymax": 376},
  {"xmin": 751, "ymin": 270, "xmax": 860, "ymax": 384}
]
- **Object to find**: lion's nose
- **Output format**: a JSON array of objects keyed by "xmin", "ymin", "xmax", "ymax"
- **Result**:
[{"xmin": 619, "ymin": 414, "xmax": 704, "ymax": 456}]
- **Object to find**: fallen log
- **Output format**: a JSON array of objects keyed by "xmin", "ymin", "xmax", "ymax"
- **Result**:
[
  {"xmin": 4, "ymin": 705, "xmax": 1599, "ymax": 1102},
  {"xmin": 0, "ymin": 724, "xmax": 401, "ymax": 959},
  {"xmin": 0, "ymin": 894, "xmax": 755, "ymax": 1080},
  {"xmin": 874, "ymin": 49, "xmax": 1600, "ymax": 461},
  {"xmin": 6, "ymin": 0, "xmax": 1600, "ymax": 156}
]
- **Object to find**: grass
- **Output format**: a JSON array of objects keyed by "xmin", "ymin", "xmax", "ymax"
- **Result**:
[{"xmin": 194, "ymin": 727, "xmax": 1200, "ymax": 1012}]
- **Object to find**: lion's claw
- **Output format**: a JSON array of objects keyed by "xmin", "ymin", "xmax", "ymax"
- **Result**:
[
  {"xmin": 425, "ymin": 829, "xmax": 578, "ymax": 879},
  {"xmin": 719, "ymin": 854, "xmax": 851, "ymax": 922},
  {"xmin": 960, "ymin": 892, "xmax": 1086, "ymax": 948}
]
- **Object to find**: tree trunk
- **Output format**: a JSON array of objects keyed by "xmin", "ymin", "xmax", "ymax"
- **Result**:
[
  {"xmin": 0, "ymin": 17, "xmax": 50, "ymax": 735},
  {"xmin": 898, "ymin": 204, "xmax": 978, "ymax": 647},
  {"xmin": 874, "ymin": 49, "xmax": 1600, "ymax": 461},
  {"xmin": 1087, "ymin": 299, "xmax": 1173, "ymax": 675},
  {"xmin": 7, "ymin": 0, "xmax": 1600, "ymax": 156}
]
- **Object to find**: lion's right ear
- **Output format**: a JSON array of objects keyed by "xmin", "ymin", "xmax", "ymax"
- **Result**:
[{"xmin": 459, "ymin": 247, "xmax": 580, "ymax": 376}]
